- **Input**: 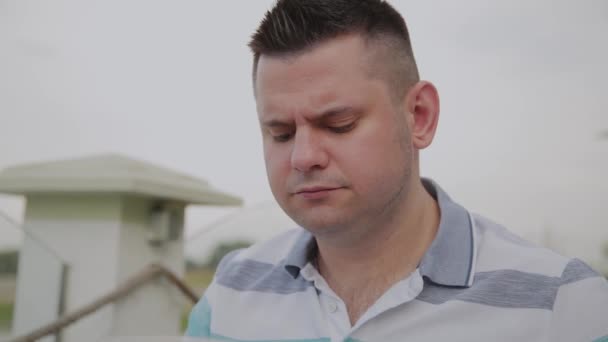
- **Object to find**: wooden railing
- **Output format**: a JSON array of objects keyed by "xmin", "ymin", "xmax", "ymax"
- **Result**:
[{"xmin": 7, "ymin": 264, "xmax": 199, "ymax": 342}]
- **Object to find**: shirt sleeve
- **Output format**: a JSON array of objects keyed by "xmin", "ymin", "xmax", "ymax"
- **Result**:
[
  {"xmin": 185, "ymin": 295, "xmax": 212, "ymax": 338},
  {"xmin": 184, "ymin": 249, "xmax": 244, "ymax": 339},
  {"xmin": 547, "ymin": 259, "xmax": 608, "ymax": 342}
]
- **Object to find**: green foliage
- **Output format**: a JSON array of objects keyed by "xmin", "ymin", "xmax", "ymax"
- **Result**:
[
  {"xmin": 181, "ymin": 307, "xmax": 191, "ymax": 332},
  {"xmin": 185, "ymin": 259, "xmax": 203, "ymax": 272},
  {"xmin": 0, "ymin": 301, "xmax": 13, "ymax": 329},
  {"xmin": 206, "ymin": 241, "xmax": 252, "ymax": 269},
  {"xmin": 0, "ymin": 250, "xmax": 18, "ymax": 275},
  {"xmin": 184, "ymin": 267, "xmax": 215, "ymax": 290}
]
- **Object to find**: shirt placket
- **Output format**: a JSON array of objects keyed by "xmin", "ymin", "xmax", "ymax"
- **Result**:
[{"xmin": 300, "ymin": 263, "xmax": 353, "ymax": 342}]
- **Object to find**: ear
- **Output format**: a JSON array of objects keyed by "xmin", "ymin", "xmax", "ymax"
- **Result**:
[{"xmin": 404, "ymin": 81, "xmax": 440, "ymax": 150}]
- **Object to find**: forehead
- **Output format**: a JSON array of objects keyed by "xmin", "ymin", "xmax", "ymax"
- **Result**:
[{"xmin": 254, "ymin": 35, "xmax": 377, "ymax": 115}]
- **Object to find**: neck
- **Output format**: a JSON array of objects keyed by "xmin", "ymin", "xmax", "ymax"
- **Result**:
[{"xmin": 315, "ymin": 179, "xmax": 440, "ymax": 287}]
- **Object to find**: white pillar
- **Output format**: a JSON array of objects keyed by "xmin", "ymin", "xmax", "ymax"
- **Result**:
[{"xmin": 0, "ymin": 154, "xmax": 241, "ymax": 341}]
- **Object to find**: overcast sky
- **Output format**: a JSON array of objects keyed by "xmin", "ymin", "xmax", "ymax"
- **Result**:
[{"xmin": 1, "ymin": 1, "xmax": 607, "ymax": 264}]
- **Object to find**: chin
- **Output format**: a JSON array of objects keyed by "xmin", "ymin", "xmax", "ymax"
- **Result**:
[
  {"xmin": 288, "ymin": 210, "xmax": 351, "ymax": 235},
  {"xmin": 277, "ymin": 197, "xmax": 356, "ymax": 232}
]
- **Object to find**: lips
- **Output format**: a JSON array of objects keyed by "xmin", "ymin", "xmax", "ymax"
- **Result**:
[
  {"xmin": 295, "ymin": 186, "xmax": 337, "ymax": 193},
  {"xmin": 293, "ymin": 186, "xmax": 342, "ymax": 199}
]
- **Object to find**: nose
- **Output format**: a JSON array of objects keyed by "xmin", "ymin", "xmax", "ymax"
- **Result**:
[{"xmin": 290, "ymin": 128, "xmax": 329, "ymax": 172}]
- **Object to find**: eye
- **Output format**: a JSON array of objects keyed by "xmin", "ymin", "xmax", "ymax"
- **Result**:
[
  {"xmin": 272, "ymin": 133, "xmax": 293, "ymax": 142},
  {"xmin": 328, "ymin": 122, "xmax": 356, "ymax": 133}
]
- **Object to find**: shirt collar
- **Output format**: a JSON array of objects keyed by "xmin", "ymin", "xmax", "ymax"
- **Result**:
[
  {"xmin": 284, "ymin": 178, "xmax": 476, "ymax": 288},
  {"xmin": 419, "ymin": 178, "xmax": 475, "ymax": 287},
  {"xmin": 284, "ymin": 229, "xmax": 315, "ymax": 279}
]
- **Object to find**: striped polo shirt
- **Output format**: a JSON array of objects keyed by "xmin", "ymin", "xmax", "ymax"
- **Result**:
[{"xmin": 185, "ymin": 179, "xmax": 608, "ymax": 342}]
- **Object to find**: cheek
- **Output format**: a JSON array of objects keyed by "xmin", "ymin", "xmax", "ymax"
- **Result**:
[
  {"xmin": 264, "ymin": 145, "xmax": 291, "ymax": 189},
  {"xmin": 336, "ymin": 120, "xmax": 408, "ymax": 189}
]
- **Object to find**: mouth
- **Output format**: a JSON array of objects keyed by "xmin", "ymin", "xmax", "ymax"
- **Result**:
[{"xmin": 293, "ymin": 186, "xmax": 343, "ymax": 199}]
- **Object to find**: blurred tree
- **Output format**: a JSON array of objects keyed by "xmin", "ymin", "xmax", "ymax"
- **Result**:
[
  {"xmin": 185, "ymin": 259, "xmax": 203, "ymax": 272},
  {"xmin": 0, "ymin": 250, "xmax": 18, "ymax": 275},
  {"xmin": 206, "ymin": 241, "xmax": 252, "ymax": 270}
]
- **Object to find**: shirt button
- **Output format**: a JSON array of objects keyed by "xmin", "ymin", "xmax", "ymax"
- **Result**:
[{"xmin": 328, "ymin": 301, "xmax": 338, "ymax": 313}]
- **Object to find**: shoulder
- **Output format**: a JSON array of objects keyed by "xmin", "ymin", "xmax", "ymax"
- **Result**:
[
  {"xmin": 212, "ymin": 228, "xmax": 311, "ymax": 294},
  {"xmin": 217, "ymin": 228, "xmax": 306, "ymax": 270},
  {"xmin": 471, "ymin": 213, "xmax": 575, "ymax": 278},
  {"xmin": 186, "ymin": 228, "xmax": 312, "ymax": 337},
  {"xmin": 471, "ymin": 212, "xmax": 607, "ymax": 304}
]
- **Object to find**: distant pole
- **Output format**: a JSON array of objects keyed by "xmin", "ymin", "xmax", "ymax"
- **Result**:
[{"xmin": 599, "ymin": 130, "xmax": 608, "ymax": 277}]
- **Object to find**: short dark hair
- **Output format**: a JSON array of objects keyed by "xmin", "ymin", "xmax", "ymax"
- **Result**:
[{"xmin": 248, "ymin": 0, "xmax": 420, "ymax": 97}]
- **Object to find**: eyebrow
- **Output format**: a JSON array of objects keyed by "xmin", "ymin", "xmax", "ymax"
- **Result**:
[{"xmin": 262, "ymin": 106, "xmax": 358, "ymax": 128}]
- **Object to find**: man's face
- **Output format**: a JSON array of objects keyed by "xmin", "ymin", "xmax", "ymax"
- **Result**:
[{"xmin": 255, "ymin": 34, "xmax": 415, "ymax": 237}]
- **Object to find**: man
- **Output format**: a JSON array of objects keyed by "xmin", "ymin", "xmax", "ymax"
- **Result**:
[{"xmin": 186, "ymin": 1, "xmax": 608, "ymax": 341}]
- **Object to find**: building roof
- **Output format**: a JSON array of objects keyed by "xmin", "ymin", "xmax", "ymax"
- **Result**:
[{"xmin": 0, "ymin": 154, "xmax": 242, "ymax": 206}]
